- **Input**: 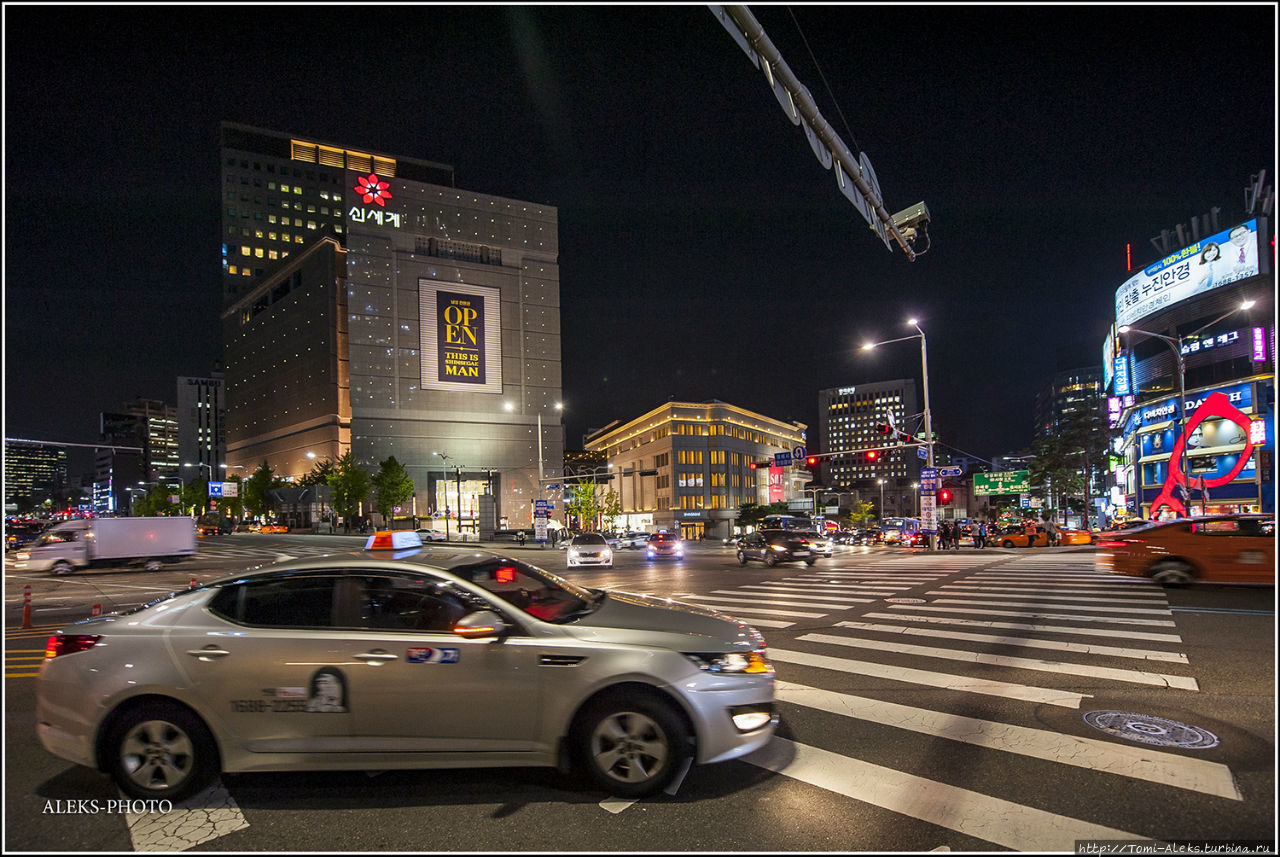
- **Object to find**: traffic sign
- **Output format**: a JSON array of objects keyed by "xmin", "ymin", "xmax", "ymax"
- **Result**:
[
  {"xmin": 774, "ymin": 451, "xmax": 793, "ymax": 466},
  {"xmin": 793, "ymin": 445, "xmax": 807, "ymax": 461},
  {"xmin": 939, "ymin": 466, "xmax": 963, "ymax": 477},
  {"xmin": 920, "ymin": 467, "xmax": 937, "ymax": 478},
  {"xmin": 918, "ymin": 447, "xmax": 928, "ymax": 459},
  {"xmin": 547, "ymin": 484, "xmax": 560, "ymax": 490},
  {"xmin": 975, "ymin": 470, "xmax": 1030, "ymax": 495}
]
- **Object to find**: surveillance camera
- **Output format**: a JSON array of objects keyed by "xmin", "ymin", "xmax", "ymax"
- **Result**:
[{"xmin": 891, "ymin": 201, "xmax": 931, "ymax": 234}]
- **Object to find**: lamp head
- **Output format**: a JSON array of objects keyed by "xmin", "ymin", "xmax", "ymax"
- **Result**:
[
  {"xmin": 1117, "ymin": 325, "xmax": 1131, "ymax": 333},
  {"xmin": 861, "ymin": 343, "xmax": 875, "ymax": 351},
  {"xmin": 1241, "ymin": 299, "xmax": 1256, "ymax": 310}
]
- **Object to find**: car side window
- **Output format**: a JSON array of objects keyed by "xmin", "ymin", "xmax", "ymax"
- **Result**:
[
  {"xmin": 355, "ymin": 575, "xmax": 469, "ymax": 633},
  {"xmin": 208, "ymin": 576, "xmax": 337, "ymax": 628},
  {"xmin": 1192, "ymin": 520, "xmax": 1244, "ymax": 537}
]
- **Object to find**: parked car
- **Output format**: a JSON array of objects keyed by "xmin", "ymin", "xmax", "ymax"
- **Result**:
[
  {"xmin": 415, "ymin": 528, "xmax": 449, "ymax": 542},
  {"xmin": 35, "ymin": 537, "xmax": 777, "ymax": 801},
  {"xmin": 645, "ymin": 532, "xmax": 684, "ymax": 561},
  {"xmin": 1095, "ymin": 514, "xmax": 1274, "ymax": 585},
  {"xmin": 736, "ymin": 529, "xmax": 816, "ymax": 567},
  {"xmin": 566, "ymin": 533, "xmax": 613, "ymax": 568}
]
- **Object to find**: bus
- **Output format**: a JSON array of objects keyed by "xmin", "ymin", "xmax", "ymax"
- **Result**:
[
  {"xmin": 762, "ymin": 514, "xmax": 816, "ymax": 532},
  {"xmin": 879, "ymin": 517, "xmax": 921, "ymax": 545}
]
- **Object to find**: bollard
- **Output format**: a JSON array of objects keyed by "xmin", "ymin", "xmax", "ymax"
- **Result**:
[
  {"xmin": 90, "ymin": 603, "xmax": 102, "ymax": 617},
  {"xmin": 189, "ymin": 576, "xmax": 197, "ymax": 588},
  {"xmin": 22, "ymin": 584, "xmax": 32, "ymax": 629}
]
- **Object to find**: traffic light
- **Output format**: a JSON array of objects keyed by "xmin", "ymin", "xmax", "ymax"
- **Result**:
[
  {"xmin": 806, "ymin": 456, "xmax": 819, "ymax": 468},
  {"xmin": 938, "ymin": 488, "xmax": 953, "ymax": 505},
  {"xmin": 878, "ymin": 423, "xmax": 893, "ymax": 436},
  {"xmin": 749, "ymin": 460, "xmax": 770, "ymax": 470},
  {"xmin": 865, "ymin": 449, "xmax": 879, "ymax": 463}
]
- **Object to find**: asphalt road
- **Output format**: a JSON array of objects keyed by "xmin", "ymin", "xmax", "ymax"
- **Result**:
[{"xmin": 5, "ymin": 535, "xmax": 1275, "ymax": 852}]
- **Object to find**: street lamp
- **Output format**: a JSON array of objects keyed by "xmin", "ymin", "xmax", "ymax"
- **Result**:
[
  {"xmin": 862, "ymin": 318, "xmax": 936, "ymax": 546},
  {"xmin": 877, "ymin": 478, "xmax": 885, "ymax": 523},
  {"xmin": 183, "ymin": 462, "xmax": 213, "ymax": 482},
  {"xmin": 1118, "ymin": 297, "xmax": 1255, "ymax": 517},
  {"xmin": 433, "ymin": 451, "xmax": 453, "ymax": 540}
]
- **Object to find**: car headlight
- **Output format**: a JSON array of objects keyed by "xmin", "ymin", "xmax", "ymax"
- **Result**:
[
  {"xmin": 16, "ymin": 551, "xmax": 30, "ymax": 560},
  {"xmin": 683, "ymin": 650, "xmax": 773, "ymax": 675},
  {"xmin": 602, "ymin": 548, "xmax": 612, "ymax": 560},
  {"xmin": 770, "ymin": 544, "xmax": 788, "ymax": 552}
]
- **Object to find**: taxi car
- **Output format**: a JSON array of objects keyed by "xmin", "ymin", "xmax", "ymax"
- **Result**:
[
  {"xmin": 1095, "ymin": 514, "xmax": 1274, "ymax": 585},
  {"xmin": 35, "ymin": 531, "xmax": 777, "ymax": 802},
  {"xmin": 565, "ymin": 533, "xmax": 613, "ymax": 568},
  {"xmin": 736, "ymin": 529, "xmax": 816, "ymax": 567},
  {"xmin": 992, "ymin": 525, "xmax": 1048, "ymax": 548},
  {"xmin": 260, "ymin": 523, "xmax": 289, "ymax": 534}
]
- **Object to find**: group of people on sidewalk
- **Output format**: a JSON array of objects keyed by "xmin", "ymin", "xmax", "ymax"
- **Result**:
[{"xmin": 935, "ymin": 518, "xmax": 1060, "ymax": 549}]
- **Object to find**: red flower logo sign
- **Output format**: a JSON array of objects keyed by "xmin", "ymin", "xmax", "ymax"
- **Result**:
[
  {"xmin": 1150, "ymin": 391, "xmax": 1255, "ymax": 517},
  {"xmin": 354, "ymin": 173, "xmax": 392, "ymax": 207}
]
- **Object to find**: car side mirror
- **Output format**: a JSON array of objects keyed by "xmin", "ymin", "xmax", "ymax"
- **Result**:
[{"xmin": 452, "ymin": 610, "xmax": 510, "ymax": 640}]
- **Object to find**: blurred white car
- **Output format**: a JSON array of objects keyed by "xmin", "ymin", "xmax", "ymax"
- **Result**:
[
  {"xmin": 618, "ymin": 532, "xmax": 649, "ymax": 548},
  {"xmin": 567, "ymin": 533, "xmax": 613, "ymax": 568},
  {"xmin": 415, "ymin": 528, "xmax": 448, "ymax": 542}
]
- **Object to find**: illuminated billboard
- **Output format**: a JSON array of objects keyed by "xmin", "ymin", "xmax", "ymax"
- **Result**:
[
  {"xmin": 418, "ymin": 281, "xmax": 503, "ymax": 394},
  {"xmin": 1115, "ymin": 220, "xmax": 1259, "ymax": 328}
]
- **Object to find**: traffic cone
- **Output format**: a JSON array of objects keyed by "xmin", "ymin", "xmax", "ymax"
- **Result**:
[
  {"xmin": 90, "ymin": 603, "xmax": 102, "ymax": 617},
  {"xmin": 189, "ymin": 576, "xmax": 197, "ymax": 588},
  {"xmin": 22, "ymin": 584, "xmax": 32, "ymax": 630}
]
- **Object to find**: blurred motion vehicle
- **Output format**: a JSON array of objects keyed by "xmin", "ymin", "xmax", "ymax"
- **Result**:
[
  {"xmin": 566, "ymin": 532, "xmax": 613, "ymax": 568},
  {"xmin": 196, "ymin": 513, "xmax": 233, "ymax": 537},
  {"xmin": 415, "ymin": 528, "xmax": 448, "ymax": 542},
  {"xmin": 992, "ymin": 525, "xmax": 1048, "ymax": 548},
  {"xmin": 11, "ymin": 517, "xmax": 195, "ymax": 574},
  {"xmin": 259, "ymin": 523, "xmax": 289, "ymax": 534},
  {"xmin": 880, "ymin": 517, "xmax": 921, "ymax": 546},
  {"xmin": 35, "ymin": 535, "xmax": 777, "ymax": 801},
  {"xmin": 797, "ymin": 530, "xmax": 833, "ymax": 557},
  {"xmin": 736, "ymin": 529, "xmax": 816, "ymax": 567},
  {"xmin": 6, "ymin": 519, "xmax": 46, "ymax": 551},
  {"xmin": 618, "ymin": 532, "xmax": 649, "ymax": 548},
  {"xmin": 1058, "ymin": 529, "xmax": 1094, "ymax": 546},
  {"xmin": 645, "ymin": 532, "xmax": 684, "ymax": 561},
  {"xmin": 854, "ymin": 528, "xmax": 882, "ymax": 545},
  {"xmin": 1096, "ymin": 514, "xmax": 1274, "ymax": 585}
]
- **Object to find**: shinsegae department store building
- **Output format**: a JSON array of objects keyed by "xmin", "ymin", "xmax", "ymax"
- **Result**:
[{"xmin": 219, "ymin": 123, "xmax": 564, "ymax": 531}]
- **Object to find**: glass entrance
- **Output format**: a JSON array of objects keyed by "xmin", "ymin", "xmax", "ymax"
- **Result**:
[{"xmin": 680, "ymin": 522, "xmax": 704, "ymax": 540}]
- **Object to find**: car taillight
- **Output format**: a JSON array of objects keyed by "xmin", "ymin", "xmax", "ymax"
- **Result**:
[{"xmin": 45, "ymin": 634, "xmax": 102, "ymax": 658}]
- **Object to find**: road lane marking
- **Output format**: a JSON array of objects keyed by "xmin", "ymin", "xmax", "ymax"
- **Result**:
[
  {"xmin": 832, "ymin": 621, "xmax": 1188, "ymax": 663},
  {"xmin": 774, "ymin": 681, "xmax": 1239, "ymax": 799},
  {"xmin": 926, "ymin": 590, "xmax": 1168, "ymax": 605},
  {"xmin": 768, "ymin": 647, "xmax": 1088, "ymax": 708},
  {"xmin": 860, "ymin": 612, "xmax": 1183, "ymax": 643},
  {"xmin": 797, "ymin": 633, "xmax": 1199, "ymax": 690},
  {"xmin": 710, "ymin": 590, "xmax": 875, "ymax": 605},
  {"xmin": 743, "ymin": 737, "xmax": 1147, "ymax": 851},
  {"xmin": 937, "ymin": 584, "xmax": 1167, "ymax": 597},
  {"xmin": 684, "ymin": 601, "xmax": 828, "ymax": 619},
  {"xmin": 747, "ymin": 583, "xmax": 903, "ymax": 595},
  {"xmin": 927, "ymin": 598, "xmax": 1171, "ymax": 615},
  {"xmin": 888, "ymin": 605, "xmax": 1177, "ymax": 627}
]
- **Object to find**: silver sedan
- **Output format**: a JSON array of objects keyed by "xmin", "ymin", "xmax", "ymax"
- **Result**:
[{"xmin": 36, "ymin": 537, "xmax": 777, "ymax": 801}]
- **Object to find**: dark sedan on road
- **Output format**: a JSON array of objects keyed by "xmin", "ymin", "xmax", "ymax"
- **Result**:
[{"xmin": 736, "ymin": 529, "xmax": 816, "ymax": 567}]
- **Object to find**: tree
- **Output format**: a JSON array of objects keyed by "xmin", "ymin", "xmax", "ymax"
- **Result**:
[
  {"xmin": 220, "ymin": 474, "xmax": 244, "ymax": 520},
  {"xmin": 133, "ymin": 485, "xmax": 180, "ymax": 517},
  {"xmin": 842, "ymin": 501, "xmax": 876, "ymax": 529},
  {"xmin": 243, "ymin": 462, "xmax": 280, "ymax": 520},
  {"xmin": 181, "ymin": 480, "xmax": 208, "ymax": 516},
  {"xmin": 599, "ymin": 488, "xmax": 622, "ymax": 532},
  {"xmin": 300, "ymin": 457, "xmax": 336, "ymax": 487},
  {"xmin": 327, "ymin": 452, "xmax": 372, "ymax": 528},
  {"xmin": 372, "ymin": 456, "xmax": 415, "ymax": 522}
]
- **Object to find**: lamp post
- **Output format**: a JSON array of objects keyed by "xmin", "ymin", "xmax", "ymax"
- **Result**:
[
  {"xmin": 1118, "ymin": 297, "xmax": 1255, "ymax": 518},
  {"xmin": 862, "ymin": 318, "xmax": 936, "ymax": 547},
  {"xmin": 877, "ymin": 479, "xmax": 885, "ymax": 523},
  {"xmin": 433, "ymin": 451, "xmax": 452, "ymax": 540}
]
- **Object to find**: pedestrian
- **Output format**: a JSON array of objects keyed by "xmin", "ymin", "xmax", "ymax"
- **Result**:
[
  {"xmin": 938, "ymin": 521, "xmax": 949, "ymax": 550},
  {"xmin": 549, "ymin": 528, "xmax": 558, "ymax": 548},
  {"xmin": 1046, "ymin": 518, "xmax": 1059, "ymax": 547},
  {"xmin": 1024, "ymin": 517, "xmax": 1038, "ymax": 548},
  {"xmin": 975, "ymin": 521, "xmax": 986, "ymax": 549},
  {"xmin": 953, "ymin": 523, "xmax": 961, "ymax": 550},
  {"xmin": 517, "ymin": 530, "xmax": 526, "ymax": 546}
]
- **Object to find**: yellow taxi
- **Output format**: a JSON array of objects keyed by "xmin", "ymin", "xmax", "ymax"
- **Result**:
[
  {"xmin": 1095, "ymin": 514, "xmax": 1274, "ymax": 585},
  {"xmin": 991, "ymin": 525, "xmax": 1046, "ymax": 548},
  {"xmin": 259, "ymin": 523, "xmax": 288, "ymax": 534}
]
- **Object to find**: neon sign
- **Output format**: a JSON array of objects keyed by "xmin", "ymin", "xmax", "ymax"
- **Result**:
[{"xmin": 353, "ymin": 173, "xmax": 393, "ymax": 207}]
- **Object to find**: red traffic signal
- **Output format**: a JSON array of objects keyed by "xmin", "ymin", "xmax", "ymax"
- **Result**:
[
  {"xmin": 938, "ymin": 488, "xmax": 952, "ymax": 504},
  {"xmin": 866, "ymin": 449, "xmax": 879, "ymax": 462},
  {"xmin": 806, "ymin": 456, "xmax": 819, "ymax": 468}
]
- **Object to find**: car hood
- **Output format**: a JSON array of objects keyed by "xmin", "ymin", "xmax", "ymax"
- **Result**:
[{"xmin": 564, "ymin": 590, "xmax": 762, "ymax": 650}]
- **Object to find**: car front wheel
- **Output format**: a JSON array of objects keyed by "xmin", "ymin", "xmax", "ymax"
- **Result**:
[
  {"xmin": 765, "ymin": 552, "xmax": 778, "ymax": 567},
  {"xmin": 106, "ymin": 702, "xmax": 218, "ymax": 801},
  {"xmin": 1001, "ymin": 539, "xmax": 1015, "ymax": 548},
  {"xmin": 575, "ymin": 694, "xmax": 690, "ymax": 799},
  {"xmin": 737, "ymin": 551, "xmax": 748, "ymax": 566}
]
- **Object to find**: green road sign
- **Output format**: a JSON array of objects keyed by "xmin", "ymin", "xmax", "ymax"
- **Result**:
[{"xmin": 974, "ymin": 470, "xmax": 1030, "ymax": 495}]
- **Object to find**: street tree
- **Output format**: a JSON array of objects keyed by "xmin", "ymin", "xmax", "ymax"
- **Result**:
[
  {"xmin": 133, "ymin": 485, "xmax": 180, "ymax": 517},
  {"xmin": 328, "ymin": 452, "xmax": 372, "ymax": 528},
  {"xmin": 243, "ymin": 462, "xmax": 280, "ymax": 520},
  {"xmin": 600, "ymin": 488, "xmax": 622, "ymax": 532},
  {"xmin": 300, "ymin": 457, "xmax": 336, "ymax": 487},
  {"xmin": 372, "ymin": 456, "xmax": 415, "ymax": 522},
  {"xmin": 843, "ymin": 501, "xmax": 876, "ymax": 529},
  {"xmin": 566, "ymin": 483, "xmax": 603, "ymax": 531}
]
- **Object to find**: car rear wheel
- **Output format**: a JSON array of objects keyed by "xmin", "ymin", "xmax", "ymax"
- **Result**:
[
  {"xmin": 737, "ymin": 551, "xmax": 748, "ymax": 566},
  {"xmin": 107, "ymin": 702, "xmax": 218, "ymax": 801},
  {"xmin": 805, "ymin": 558, "xmax": 817, "ymax": 565},
  {"xmin": 1149, "ymin": 559, "xmax": 1195, "ymax": 586},
  {"xmin": 1001, "ymin": 539, "xmax": 1015, "ymax": 548},
  {"xmin": 143, "ymin": 558, "xmax": 163, "ymax": 572},
  {"xmin": 575, "ymin": 694, "xmax": 690, "ymax": 799},
  {"xmin": 51, "ymin": 560, "xmax": 75, "ymax": 575},
  {"xmin": 765, "ymin": 552, "xmax": 778, "ymax": 567}
]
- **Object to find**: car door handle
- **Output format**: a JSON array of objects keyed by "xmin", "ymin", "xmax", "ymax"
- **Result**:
[
  {"xmin": 187, "ymin": 646, "xmax": 231, "ymax": 660},
  {"xmin": 354, "ymin": 651, "xmax": 399, "ymax": 663}
]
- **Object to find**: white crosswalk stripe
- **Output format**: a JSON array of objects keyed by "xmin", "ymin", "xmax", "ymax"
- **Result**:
[{"xmin": 744, "ymin": 553, "xmax": 1222, "ymax": 847}]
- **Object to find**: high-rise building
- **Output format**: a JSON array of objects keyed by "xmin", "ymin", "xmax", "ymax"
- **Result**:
[
  {"xmin": 219, "ymin": 124, "xmax": 562, "ymax": 532},
  {"xmin": 99, "ymin": 398, "xmax": 180, "ymax": 485},
  {"xmin": 1034, "ymin": 367, "xmax": 1104, "ymax": 438},
  {"xmin": 818, "ymin": 380, "xmax": 923, "ymax": 516},
  {"xmin": 3, "ymin": 440, "xmax": 68, "ymax": 510},
  {"xmin": 177, "ymin": 373, "xmax": 227, "ymax": 480},
  {"xmin": 584, "ymin": 400, "xmax": 807, "ymax": 540}
]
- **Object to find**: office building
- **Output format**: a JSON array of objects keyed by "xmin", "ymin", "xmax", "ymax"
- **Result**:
[
  {"xmin": 817, "ymin": 380, "xmax": 923, "ymax": 517},
  {"xmin": 4, "ymin": 440, "xmax": 68, "ymax": 511},
  {"xmin": 584, "ymin": 400, "xmax": 807, "ymax": 540},
  {"xmin": 219, "ymin": 124, "xmax": 563, "ymax": 532},
  {"xmin": 177, "ymin": 373, "xmax": 227, "ymax": 481}
]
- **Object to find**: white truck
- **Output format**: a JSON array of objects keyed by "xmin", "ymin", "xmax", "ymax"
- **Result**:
[{"xmin": 11, "ymin": 517, "xmax": 196, "ymax": 575}]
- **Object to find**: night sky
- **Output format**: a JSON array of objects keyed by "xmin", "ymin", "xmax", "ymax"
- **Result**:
[{"xmin": 4, "ymin": 5, "xmax": 1275, "ymax": 478}]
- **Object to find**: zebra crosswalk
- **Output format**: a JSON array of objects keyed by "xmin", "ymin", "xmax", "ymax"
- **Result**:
[{"xmin": 671, "ymin": 552, "xmax": 1232, "ymax": 849}]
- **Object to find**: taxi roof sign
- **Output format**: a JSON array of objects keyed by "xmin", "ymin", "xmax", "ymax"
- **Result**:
[{"xmin": 365, "ymin": 530, "xmax": 424, "ymax": 550}]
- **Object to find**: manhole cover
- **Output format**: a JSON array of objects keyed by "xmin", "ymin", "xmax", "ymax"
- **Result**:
[
  {"xmin": 1082, "ymin": 710, "xmax": 1220, "ymax": 749},
  {"xmin": 885, "ymin": 597, "xmax": 926, "ymax": 604}
]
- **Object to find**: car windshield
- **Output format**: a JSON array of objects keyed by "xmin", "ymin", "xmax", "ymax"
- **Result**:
[
  {"xmin": 572, "ymin": 534, "xmax": 606, "ymax": 545},
  {"xmin": 650, "ymin": 533, "xmax": 674, "ymax": 542},
  {"xmin": 449, "ymin": 557, "xmax": 599, "ymax": 623}
]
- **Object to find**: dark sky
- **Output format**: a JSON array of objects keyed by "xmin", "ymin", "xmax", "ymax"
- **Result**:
[{"xmin": 5, "ymin": 5, "xmax": 1275, "ymax": 477}]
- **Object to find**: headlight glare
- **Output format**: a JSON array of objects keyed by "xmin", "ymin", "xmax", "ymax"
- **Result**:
[{"xmin": 683, "ymin": 650, "xmax": 773, "ymax": 675}]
